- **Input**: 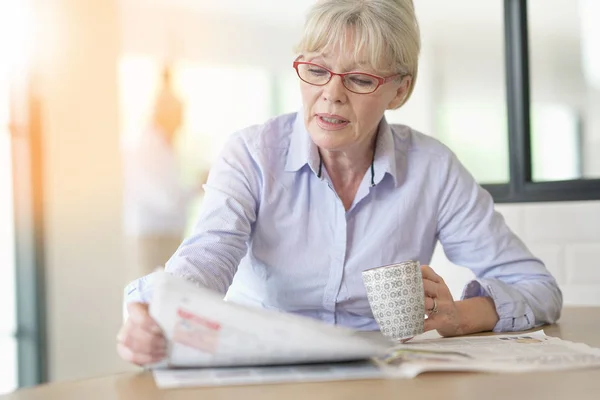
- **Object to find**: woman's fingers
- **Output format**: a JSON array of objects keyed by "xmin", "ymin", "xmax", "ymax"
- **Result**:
[
  {"xmin": 424, "ymin": 296, "xmax": 436, "ymax": 312},
  {"xmin": 422, "ymin": 265, "xmax": 442, "ymax": 314},
  {"xmin": 117, "ymin": 321, "xmax": 167, "ymax": 355},
  {"xmin": 420, "ymin": 266, "xmax": 464, "ymax": 336},
  {"xmin": 117, "ymin": 302, "xmax": 167, "ymax": 366},
  {"xmin": 422, "ymin": 278, "xmax": 439, "ymax": 299},
  {"xmin": 117, "ymin": 342, "xmax": 164, "ymax": 366},
  {"xmin": 421, "ymin": 265, "xmax": 443, "ymax": 284},
  {"xmin": 127, "ymin": 302, "xmax": 162, "ymax": 334},
  {"xmin": 423, "ymin": 315, "xmax": 440, "ymax": 333}
]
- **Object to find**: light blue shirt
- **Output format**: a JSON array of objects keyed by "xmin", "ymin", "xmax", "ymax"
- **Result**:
[{"xmin": 125, "ymin": 111, "xmax": 562, "ymax": 332}]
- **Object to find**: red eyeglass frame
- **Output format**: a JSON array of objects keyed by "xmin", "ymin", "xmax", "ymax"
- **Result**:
[{"xmin": 292, "ymin": 58, "xmax": 404, "ymax": 94}]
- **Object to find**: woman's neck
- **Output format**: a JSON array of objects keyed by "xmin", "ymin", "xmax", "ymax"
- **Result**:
[
  {"xmin": 319, "ymin": 135, "xmax": 377, "ymax": 210},
  {"xmin": 320, "ymin": 147, "xmax": 373, "ymax": 187}
]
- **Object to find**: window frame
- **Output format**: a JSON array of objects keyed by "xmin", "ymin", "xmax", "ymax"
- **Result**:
[
  {"xmin": 11, "ymin": 74, "xmax": 48, "ymax": 388},
  {"xmin": 483, "ymin": 0, "xmax": 600, "ymax": 203}
]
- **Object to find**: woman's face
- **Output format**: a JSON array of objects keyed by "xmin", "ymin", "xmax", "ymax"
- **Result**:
[{"xmin": 299, "ymin": 48, "xmax": 410, "ymax": 154}]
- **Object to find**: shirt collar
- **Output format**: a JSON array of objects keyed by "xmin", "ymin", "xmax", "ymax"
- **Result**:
[
  {"xmin": 284, "ymin": 108, "xmax": 321, "ymax": 176},
  {"xmin": 372, "ymin": 117, "xmax": 399, "ymax": 187},
  {"xmin": 285, "ymin": 110, "xmax": 399, "ymax": 187}
]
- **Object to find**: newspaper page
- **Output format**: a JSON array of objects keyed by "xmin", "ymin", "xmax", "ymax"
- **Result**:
[
  {"xmin": 149, "ymin": 272, "xmax": 391, "ymax": 368},
  {"xmin": 376, "ymin": 330, "xmax": 600, "ymax": 378},
  {"xmin": 153, "ymin": 361, "xmax": 386, "ymax": 389},
  {"xmin": 149, "ymin": 272, "xmax": 600, "ymax": 388},
  {"xmin": 153, "ymin": 329, "xmax": 600, "ymax": 388}
]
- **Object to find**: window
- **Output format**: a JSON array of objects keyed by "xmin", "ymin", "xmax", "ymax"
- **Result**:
[
  {"xmin": 495, "ymin": 0, "xmax": 600, "ymax": 202},
  {"xmin": 531, "ymin": 104, "xmax": 580, "ymax": 182},
  {"xmin": 388, "ymin": 0, "xmax": 600, "ymax": 200},
  {"xmin": 390, "ymin": 0, "xmax": 600, "ymax": 202},
  {"xmin": 529, "ymin": 0, "xmax": 600, "ymax": 182},
  {"xmin": 387, "ymin": 0, "xmax": 509, "ymax": 184}
]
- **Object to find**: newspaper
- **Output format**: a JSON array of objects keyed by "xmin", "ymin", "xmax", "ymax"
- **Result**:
[
  {"xmin": 149, "ymin": 272, "xmax": 600, "ymax": 388},
  {"xmin": 377, "ymin": 330, "xmax": 600, "ymax": 378},
  {"xmin": 148, "ymin": 272, "xmax": 391, "ymax": 369},
  {"xmin": 153, "ymin": 361, "xmax": 386, "ymax": 388}
]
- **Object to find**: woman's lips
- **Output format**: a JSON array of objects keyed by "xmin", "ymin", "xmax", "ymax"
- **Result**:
[{"xmin": 316, "ymin": 114, "xmax": 350, "ymax": 131}]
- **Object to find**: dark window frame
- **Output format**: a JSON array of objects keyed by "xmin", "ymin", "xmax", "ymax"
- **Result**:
[
  {"xmin": 482, "ymin": 0, "xmax": 600, "ymax": 203},
  {"xmin": 11, "ymin": 75, "xmax": 48, "ymax": 387}
]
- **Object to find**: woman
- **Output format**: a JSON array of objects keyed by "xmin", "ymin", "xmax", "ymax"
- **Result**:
[{"xmin": 117, "ymin": 0, "xmax": 562, "ymax": 366}]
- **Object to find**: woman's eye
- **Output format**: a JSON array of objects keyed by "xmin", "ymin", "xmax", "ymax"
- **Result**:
[
  {"xmin": 349, "ymin": 76, "xmax": 375, "ymax": 86},
  {"xmin": 308, "ymin": 67, "xmax": 328, "ymax": 76}
]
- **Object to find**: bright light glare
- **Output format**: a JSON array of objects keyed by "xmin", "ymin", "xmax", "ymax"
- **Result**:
[
  {"xmin": 0, "ymin": 1, "xmax": 34, "ymax": 74},
  {"xmin": 0, "ymin": 0, "xmax": 31, "ymax": 395},
  {"xmin": 579, "ymin": 0, "xmax": 600, "ymax": 88}
]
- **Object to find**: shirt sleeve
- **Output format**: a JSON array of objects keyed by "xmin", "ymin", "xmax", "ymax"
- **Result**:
[
  {"xmin": 435, "ymin": 150, "xmax": 563, "ymax": 332},
  {"xmin": 123, "ymin": 272, "xmax": 159, "ymax": 321},
  {"xmin": 163, "ymin": 132, "xmax": 262, "ymax": 293},
  {"xmin": 123, "ymin": 132, "xmax": 261, "ymax": 308}
]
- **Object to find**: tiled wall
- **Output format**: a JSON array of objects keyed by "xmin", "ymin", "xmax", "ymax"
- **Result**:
[{"xmin": 431, "ymin": 200, "xmax": 600, "ymax": 306}]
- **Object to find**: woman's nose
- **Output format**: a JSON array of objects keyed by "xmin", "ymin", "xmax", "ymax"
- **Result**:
[{"xmin": 322, "ymin": 75, "xmax": 347, "ymax": 103}]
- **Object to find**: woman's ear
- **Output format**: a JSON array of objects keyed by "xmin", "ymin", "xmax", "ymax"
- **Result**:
[{"xmin": 387, "ymin": 75, "xmax": 412, "ymax": 110}]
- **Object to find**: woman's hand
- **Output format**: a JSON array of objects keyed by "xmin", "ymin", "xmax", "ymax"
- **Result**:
[
  {"xmin": 421, "ymin": 265, "xmax": 462, "ymax": 336},
  {"xmin": 421, "ymin": 265, "xmax": 499, "ymax": 337},
  {"xmin": 117, "ymin": 302, "xmax": 167, "ymax": 366}
]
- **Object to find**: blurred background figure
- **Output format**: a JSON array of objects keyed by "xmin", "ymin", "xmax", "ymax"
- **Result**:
[{"xmin": 122, "ymin": 65, "xmax": 205, "ymax": 275}]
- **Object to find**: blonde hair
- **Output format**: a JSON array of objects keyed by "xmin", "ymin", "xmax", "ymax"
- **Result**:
[{"xmin": 295, "ymin": 0, "xmax": 421, "ymax": 108}]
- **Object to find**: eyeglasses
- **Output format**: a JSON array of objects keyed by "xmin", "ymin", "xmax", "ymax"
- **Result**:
[{"xmin": 293, "ymin": 59, "xmax": 403, "ymax": 94}]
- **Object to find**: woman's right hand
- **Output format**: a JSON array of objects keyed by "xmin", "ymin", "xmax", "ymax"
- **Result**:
[{"xmin": 117, "ymin": 302, "xmax": 167, "ymax": 366}]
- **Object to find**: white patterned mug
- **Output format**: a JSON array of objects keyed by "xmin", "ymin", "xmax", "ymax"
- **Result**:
[{"xmin": 362, "ymin": 260, "xmax": 425, "ymax": 341}]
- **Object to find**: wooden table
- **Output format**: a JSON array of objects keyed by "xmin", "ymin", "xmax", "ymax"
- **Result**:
[{"xmin": 4, "ymin": 307, "xmax": 600, "ymax": 400}]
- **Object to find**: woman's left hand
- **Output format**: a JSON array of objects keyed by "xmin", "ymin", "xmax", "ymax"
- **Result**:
[{"xmin": 421, "ymin": 265, "xmax": 463, "ymax": 337}]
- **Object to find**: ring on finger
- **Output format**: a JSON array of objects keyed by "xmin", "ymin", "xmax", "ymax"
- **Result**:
[{"xmin": 428, "ymin": 297, "xmax": 439, "ymax": 314}]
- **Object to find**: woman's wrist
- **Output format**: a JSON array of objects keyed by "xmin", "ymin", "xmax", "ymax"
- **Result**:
[{"xmin": 455, "ymin": 296, "xmax": 499, "ymax": 335}]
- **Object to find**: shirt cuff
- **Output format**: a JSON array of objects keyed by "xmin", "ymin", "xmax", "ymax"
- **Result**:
[
  {"xmin": 124, "ymin": 272, "xmax": 158, "ymax": 303},
  {"xmin": 122, "ymin": 272, "xmax": 160, "ymax": 322},
  {"xmin": 461, "ymin": 279, "xmax": 536, "ymax": 332}
]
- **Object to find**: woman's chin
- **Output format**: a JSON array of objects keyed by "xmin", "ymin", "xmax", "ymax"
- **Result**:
[
  {"xmin": 308, "ymin": 129, "xmax": 350, "ymax": 151},
  {"xmin": 311, "ymin": 136, "xmax": 348, "ymax": 152}
]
